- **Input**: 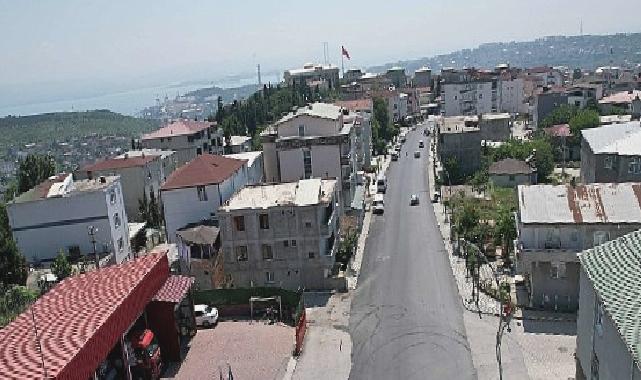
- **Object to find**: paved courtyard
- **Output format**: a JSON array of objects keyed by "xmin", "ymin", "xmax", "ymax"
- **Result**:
[{"xmin": 163, "ymin": 321, "xmax": 293, "ymax": 380}]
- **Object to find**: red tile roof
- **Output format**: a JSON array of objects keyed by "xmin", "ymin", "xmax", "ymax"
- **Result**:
[
  {"xmin": 544, "ymin": 124, "xmax": 572, "ymax": 137},
  {"xmin": 82, "ymin": 155, "xmax": 158, "ymax": 172},
  {"xmin": 161, "ymin": 154, "xmax": 246, "ymax": 191},
  {"xmin": 0, "ymin": 252, "xmax": 170, "ymax": 380},
  {"xmin": 142, "ymin": 120, "xmax": 216, "ymax": 140},
  {"xmin": 334, "ymin": 99, "xmax": 373, "ymax": 112},
  {"xmin": 153, "ymin": 275, "xmax": 194, "ymax": 303}
]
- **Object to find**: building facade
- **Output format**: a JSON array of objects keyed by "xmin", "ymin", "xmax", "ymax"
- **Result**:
[
  {"xmin": 576, "ymin": 230, "xmax": 641, "ymax": 380},
  {"xmin": 141, "ymin": 120, "xmax": 223, "ymax": 166},
  {"xmin": 284, "ymin": 63, "xmax": 340, "ymax": 90},
  {"xmin": 8, "ymin": 174, "xmax": 131, "ymax": 264},
  {"xmin": 161, "ymin": 154, "xmax": 248, "ymax": 243},
  {"xmin": 77, "ymin": 154, "xmax": 166, "ymax": 221},
  {"xmin": 218, "ymin": 179, "xmax": 344, "ymax": 291},
  {"xmin": 437, "ymin": 116, "xmax": 482, "ymax": 177},
  {"xmin": 580, "ymin": 122, "xmax": 641, "ymax": 184},
  {"xmin": 261, "ymin": 103, "xmax": 357, "ymax": 208},
  {"xmin": 515, "ymin": 183, "xmax": 641, "ymax": 311},
  {"xmin": 225, "ymin": 151, "xmax": 264, "ymax": 185}
]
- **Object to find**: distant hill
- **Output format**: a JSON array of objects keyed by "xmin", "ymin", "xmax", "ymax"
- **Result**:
[
  {"xmin": 185, "ymin": 83, "xmax": 260, "ymax": 101},
  {"xmin": 0, "ymin": 110, "xmax": 159, "ymax": 148},
  {"xmin": 369, "ymin": 32, "xmax": 641, "ymax": 74}
]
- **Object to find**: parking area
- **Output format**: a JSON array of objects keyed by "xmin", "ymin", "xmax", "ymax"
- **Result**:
[{"xmin": 163, "ymin": 321, "xmax": 294, "ymax": 380}]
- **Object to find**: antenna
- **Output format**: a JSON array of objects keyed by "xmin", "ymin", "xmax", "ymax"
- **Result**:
[
  {"xmin": 257, "ymin": 64, "xmax": 262, "ymax": 86},
  {"xmin": 323, "ymin": 42, "xmax": 329, "ymax": 65}
]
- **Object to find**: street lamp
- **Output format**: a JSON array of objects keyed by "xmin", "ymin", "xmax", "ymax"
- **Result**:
[{"xmin": 87, "ymin": 226, "xmax": 99, "ymax": 270}]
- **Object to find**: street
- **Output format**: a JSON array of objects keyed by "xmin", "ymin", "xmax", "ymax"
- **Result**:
[{"xmin": 348, "ymin": 123, "xmax": 476, "ymax": 380}]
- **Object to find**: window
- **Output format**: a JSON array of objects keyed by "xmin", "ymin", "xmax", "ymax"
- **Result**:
[
  {"xmin": 629, "ymin": 157, "xmax": 641, "ymax": 174},
  {"xmin": 118, "ymin": 237, "xmax": 124, "ymax": 252},
  {"xmin": 259, "ymin": 213, "xmax": 269, "ymax": 229},
  {"xmin": 305, "ymin": 221, "xmax": 312, "ymax": 229},
  {"xmin": 114, "ymin": 213, "xmax": 121, "ymax": 228},
  {"xmin": 478, "ymin": 93, "xmax": 483, "ymax": 99},
  {"xmin": 235, "ymin": 246, "xmax": 248, "ymax": 261},
  {"xmin": 508, "ymin": 174, "xmax": 515, "ymax": 182},
  {"xmin": 291, "ymin": 240, "xmax": 297, "ymax": 247},
  {"xmin": 197, "ymin": 186, "xmax": 208, "ymax": 201},
  {"xmin": 109, "ymin": 191, "xmax": 117, "ymax": 204},
  {"xmin": 265, "ymin": 271, "xmax": 275, "ymax": 283},
  {"xmin": 298, "ymin": 125, "xmax": 305, "ymax": 137},
  {"xmin": 550, "ymin": 262, "xmax": 566, "ymax": 279},
  {"xmin": 147, "ymin": 171, "xmax": 152, "ymax": 180},
  {"xmin": 604, "ymin": 156, "xmax": 614, "ymax": 170},
  {"xmin": 303, "ymin": 149, "xmax": 312, "ymax": 179},
  {"xmin": 593, "ymin": 231, "xmax": 609, "ymax": 246},
  {"xmin": 308, "ymin": 251, "xmax": 315, "ymax": 259},
  {"xmin": 570, "ymin": 229, "xmax": 579, "ymax": 242},
  {"xmin": 262, "ymin": 244, "xmax": 273, "ymax": 260},
  {"xmin": 284, "ymin": 240, "xmax": 289, "ymax": 247},
  {"xmin": 233, "ymin": 216, "xmax": 245, "ymax": 231}
]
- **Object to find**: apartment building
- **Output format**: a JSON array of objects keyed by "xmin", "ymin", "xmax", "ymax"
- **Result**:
[
  {"xmin": 141, "ymin": 120, "xmax": 223, "ymax": 166},
  {"xmin": 413, "ymin": 67, "xmax": 432, "ymax": 88},
  {"xmin": 224, "ymin": 151, "xmax": 264, "ymax": 185},
  {"xmin": 515, "ymin": 183, "xmax": 641, "ymax": 311},
  {"xmin": 385, "ymin": 66, "xmax": 407, "ymax": 88},
  {"xmin": 284, "ymin": 63, "xmax": 340, "ymax": 90},
  {"xmin": 77, "ymin": 154, "xmax": 166, "ymax": 221},
  {"xmin": 8, "ymin": 174, "xmax": 131, "ymax": 264},
  {"xmin": 437, "ymin": 116, "xmax": 482, "ymax": 177},
  {"xmin": 117, "ymin": 149, "xmax": 178, "ymax": 179},
  {"xmin": 576, "ymin": 230, "xmax": 641, "ymax": 380},
  {"xmin": 580, "ymin": 122, "xmax": 641, "ymax": 184},
  {"xmin": 261, "ymin": 103, "xmax": 357, "ymax": 208},
  {"xmin": 218, "ymin": 179, "xmax": 344, "ymax": 291},
  {"xmin": 335, "ymin": 99, "xmax": 373, "ymax": 171},
  {"xmin": 161, "ymin": 154, "xmax": 248, "ymax": 243}
]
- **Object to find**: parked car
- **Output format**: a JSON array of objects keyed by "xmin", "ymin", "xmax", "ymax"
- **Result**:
[
  {"xmin": 418, "ymin": 140, "xmax": 424, "ymax": 148},
  {"xmin": 414, "ymin": 151, "xmax": 420, "ymax": 158},
  {"xmin": 410, "ymin": 194, "xmax": 419, "ymax": 205},
  {"xmin": 373, "ymin": 194, "xmax": 385, "ymax": 214},
  {"xmin": 391, "ymin": 152, "xmax": 399, "ymax": 161},
  {"xmin": 194, "ymin": 304, "xmax": 219, "ymax": 328}
]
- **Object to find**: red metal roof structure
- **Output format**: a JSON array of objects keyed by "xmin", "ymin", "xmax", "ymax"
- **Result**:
[
  {"xmin": 0, "ymin": 252, "xmax": 172, "ymax": 380},
  {"xmin": 82, "ymin": 155, "xmax": 158, "ymax": 172},
  {"xmin": 153, "ymin": 275, "xmax": 194, "ymax": 303},
  {"xmin": 161, "ymin": 154, "xmax": 246, "ymax": 191}
]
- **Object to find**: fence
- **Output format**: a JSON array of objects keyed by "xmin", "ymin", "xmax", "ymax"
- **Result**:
[{"xmin": 294, "ymin": 308, "xmax": 307, "ymax": 356}]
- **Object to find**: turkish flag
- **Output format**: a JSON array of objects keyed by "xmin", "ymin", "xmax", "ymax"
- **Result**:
[{"xmin": 342, "ymin": 46, "xmax": 350, "ymax": 60}]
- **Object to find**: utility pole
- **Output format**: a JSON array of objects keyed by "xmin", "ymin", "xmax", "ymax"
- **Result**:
[
  {"xmin": 88, "ymin": 226, "xmax": 99, "ymax": 270},
  {"xmin": 257, "ymin": 64, "xmax": 262, "ymax": 86}
]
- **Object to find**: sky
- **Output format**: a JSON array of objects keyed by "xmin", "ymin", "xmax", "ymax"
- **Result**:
[{"xmin": 1, "ymin": 0, "xmax": 639, "ymax": 108}]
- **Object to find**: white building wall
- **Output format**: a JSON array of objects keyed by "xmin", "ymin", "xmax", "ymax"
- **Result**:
[
  {"xmin": 262, "ymin": 141, "xmax": 279, "ymax": 182},
  {"xmin": 162, "ymin": 166, "xmax": 248, "ymax": 243},
  {"xmin": 500, "ymin": 78, "xmax": 525, "ymax": 114},
  {"xmin": 311, "ymin": 145, "xmax": 341, "ymax": 180},
  {"xmin": 8, "ymin": 180, "xmax": 130, "ymax": 264},
  {"xmin": 276, "ymin": 114, "xmax": 342, "ymax": 137},
  {"xmin": 279, "ymin": 149, "xmax": 305, "ymax": 182}
]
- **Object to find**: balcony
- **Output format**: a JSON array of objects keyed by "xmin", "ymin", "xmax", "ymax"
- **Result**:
[{"xmin": 340, "ymin": 154, "xmax": 350, "ymax": 166}]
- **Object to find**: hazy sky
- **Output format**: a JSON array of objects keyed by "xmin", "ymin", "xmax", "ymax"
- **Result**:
[{"xmin": 1, "ymin": 0, "xmax": 639, "ymax": 90}]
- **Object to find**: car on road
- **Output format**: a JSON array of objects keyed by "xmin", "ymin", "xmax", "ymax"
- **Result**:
[
  {"xmin": 418, "ymin": 140, "xmax": 424, "ymax": 148},
  {"xmin": 391, "ymin": 152, "xmax": 398, "ymax": 161},
  {"xmin": 410, "ymin": 194, "xmax": 419, "ymax": 205},
  {"xmin": 194, "ymin": 304, "xmax": 219, "ymax": 328},
  {"xmin": 414, "ymin": 151, "xmax": 420, "ymax": 158},
  {"xmin": 372, "ymin": 194, "xmax": 385, "ymax": 214}
]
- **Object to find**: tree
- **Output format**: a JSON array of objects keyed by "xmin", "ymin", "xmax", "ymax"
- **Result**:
[
  {"xmin": 138, "ymin": 192, "xmax": 162, "ymax": 228},
  {"xmin": 373, "ymin": 98, "xmax": 394, "ymax": 141},
  {"xmin": 568, "ymin": 109, "xmax": 599, "ymax": 139},
  {"xmin": 489, "ymin": 138, "xmax": 554, "ymax": 182},
  {"xmin": 51, "ymin": 250, "xmax": 72, "ymax": 281},
  {"xmin": 494, "ymin": 205, "xmax": 517, "ymax": 257},
  {"xmin": 17, "ymin": 154, "xmax": 56, "ymax": 194},
  {"xmin": 539, "ymin": 104, "xmax": 578, "ymax": 129},
  {"xmin": 0, "ymin": 203, "xmax": 27, "ymax": 285}
]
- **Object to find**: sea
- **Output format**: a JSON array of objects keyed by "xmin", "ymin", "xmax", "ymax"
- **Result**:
[{"xmin": 0, "ymin": 76, "xmax": 259, "ymax": 118}]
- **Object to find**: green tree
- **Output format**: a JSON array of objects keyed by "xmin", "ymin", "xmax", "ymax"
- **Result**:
[
  {"xmin": 17, "ymin": 154, "xmax": 56, "ymax": 194},
  {"xmin": 51, "ymin": 250, "xmax": 72, "ymax": 281},
  {"xmin": 0, "ymin": 284, "xmax": 38, "ymax": 327},
  {"xmin": 494, "ymin": 205, "xmax": 517, "ymax": 256},
  {"xmin": 0, "ymin": 203, "xmax": 27, "ymax": 285},
  {"xmin": 539, "ymin": 104, "xmax": 578, "ymax": 129},
  {"xmin": 138, "ymin": 192, "xmax": 162, "ymax": 228},
  {"xmin": 489, "ymin": 138, "xmax": 554, "ymax": 182},
  {"xmin": 568, "ymin": 109, "xmax": 599, "ymax": 139}
]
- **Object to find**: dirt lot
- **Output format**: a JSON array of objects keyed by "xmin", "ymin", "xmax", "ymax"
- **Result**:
[{"xmin": 163, "ymin": 321, "xmax": 294, "ymax": 380}]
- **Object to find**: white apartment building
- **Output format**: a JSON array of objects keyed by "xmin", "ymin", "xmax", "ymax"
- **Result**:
[
  {"xmin": 161, "ymin": 154, "xmax": 248, "ymax": 243},
  {"xmin": 335, "ymin": 99, "xmax": 373, "ymax": 171},
  {"xmin": 284, "ymin": 63, "xmax": 340, "ymax": 90},
  {"xmin": 218, "ymin": 178, "xmax": 344, "ymax": 290},
  {"xmin": 141, "ymin": 120, "xmax": 223, "ymax": 166},
  {"xmin": 261, "ymin": 103, "xmax": 357, "ymax": 209},
  {"xmin": 224, "ymin": 151, "xmax": 264, "ymax": 185},
  {"xmin": 77, "ymin": 153, "xmax": 168, "ymax": 221},
  {"xmin": 117, "ymin": 149, "xmax": 178, "ymax": 180},
  {"xmin": 8, "ymin": 174, "xmax": 131, "ymax": 264},
  {"xmin": 499, "ymin": 77, "xmax": 526, "ymax": 114},
  {"xmin": 442, "ymin": 80, "xmax": 495, "ymax": 116}
]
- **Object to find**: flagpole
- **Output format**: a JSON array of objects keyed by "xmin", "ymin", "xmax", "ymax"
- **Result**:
[{"xmin": 341, "ymin": 46, "xmax": 345, "ymax": 80}]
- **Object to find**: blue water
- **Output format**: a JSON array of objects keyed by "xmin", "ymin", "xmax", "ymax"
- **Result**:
[{"xmin": 0, "ymin": 76, "xmax": 258, "ymax": 118}]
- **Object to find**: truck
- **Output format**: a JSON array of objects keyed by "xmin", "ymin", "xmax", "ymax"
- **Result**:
[{"xmin": 130, "ymin": 329, "xmax": 162, "ymax": 380}]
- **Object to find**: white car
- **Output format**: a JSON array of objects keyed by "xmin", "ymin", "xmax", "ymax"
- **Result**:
[{"xmin": 194, "ymin": 304, "xmax": 219, "ymax": 328}]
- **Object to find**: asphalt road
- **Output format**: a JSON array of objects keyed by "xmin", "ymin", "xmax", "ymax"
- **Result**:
[{"xmin": 348, "ymin": 123, "xmax": 476, "ymax": 380}]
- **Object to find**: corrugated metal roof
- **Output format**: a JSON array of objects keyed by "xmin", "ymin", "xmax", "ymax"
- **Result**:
[
  {"xmin": 518, "ymin": 183, "xmax": 641, "ymax": 224},
  {"xmin": 580, "ymin": 229, "xmax": 641, "ymax": 366},
  {"xmin": 582, "ymin": 122, "xmax": 641, "ymax": 156}
]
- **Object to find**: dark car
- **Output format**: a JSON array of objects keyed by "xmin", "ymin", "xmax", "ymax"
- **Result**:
[{"xmin": 410, "ymin": 194, "xmax": 419, "ymax": 205}]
